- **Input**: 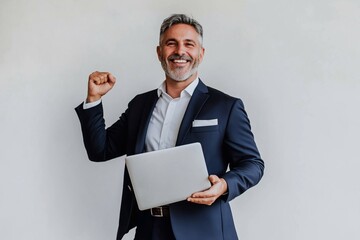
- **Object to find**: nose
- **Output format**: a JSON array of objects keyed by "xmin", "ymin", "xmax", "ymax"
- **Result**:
[{"xmin": 174, "ymin": 43, "xmax": 186, "ymax": 55}]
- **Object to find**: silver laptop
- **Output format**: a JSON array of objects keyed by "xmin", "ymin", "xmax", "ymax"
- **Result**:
[{"xmin": 125, "ymin": 142, "xmax": 211, "ymax": 210}]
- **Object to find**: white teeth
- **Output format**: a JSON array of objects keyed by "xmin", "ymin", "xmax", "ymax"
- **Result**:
[{"xmin": 173, "ymin": 60, "xmax": 187, "ymax": 63}]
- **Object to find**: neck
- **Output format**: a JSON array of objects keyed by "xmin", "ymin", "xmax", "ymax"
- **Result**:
[{"xmin": 165, "ymin": 74, "xmax": 197, "ymax": 98}]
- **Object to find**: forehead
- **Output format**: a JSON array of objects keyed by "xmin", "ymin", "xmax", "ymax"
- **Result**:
[{"xmin": 160, "ymin": 24, "xmax": 201, "ymax": 43}]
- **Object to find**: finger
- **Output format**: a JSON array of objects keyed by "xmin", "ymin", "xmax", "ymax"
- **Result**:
[
  {"xmin": 208, "ymin": 175, "xmax": 228, "ymax": 195},
  {"xmin": 108, "ymin": 73, "xmax": 116, "ymax": 82},
  {"xmin": 187, "ymin": 196, "xmax": 216, "ymax": 206},
  {"xmin": 89, "ymin": 71, "xmax": 99, "ymax": 77},
  {"xmin": 108, "ymin": 73, "xmax": 117, "ymax": 86},
  {"xmin": 99, "ymin": 73, "xmax": 108, "ymax": 84},
  {"xmin": 89, "ymin": 71, "xmax": 99, "ymax": 80},
  {"xmin": 208, "ymin": 175, "xmax": 220, "ymax": 184},
  {"xmin": 190, "ymin": 177, "xmax": 219, "ymax": 198},
  {"xmin": 92, "ymin": 76, "xmax": 101, "ymax": 85},
  {"xmin": 89, "ymin": 71, "xmax": 102, "ymax": 85},
  {"xmin": 191, "ymin": 187, "xmax": 217, "ymax": 198},
  {"xmin": 89, "ymin": 71, "xmax": 107, "ymax": 81}
]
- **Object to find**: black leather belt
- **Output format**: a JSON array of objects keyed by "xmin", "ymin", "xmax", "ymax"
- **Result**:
[{"xmin": 150, "ymin": 206, "xmax": 170, "ymax": 217}]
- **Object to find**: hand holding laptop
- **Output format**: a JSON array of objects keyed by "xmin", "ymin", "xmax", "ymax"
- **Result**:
[{"xmin": 187, "ymin": 175, "xmax": 228, "ymax": 206}]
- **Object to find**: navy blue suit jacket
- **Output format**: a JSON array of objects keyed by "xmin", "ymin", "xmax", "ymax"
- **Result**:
[{"xmin": 75, "ymin": 80, "xmax": 264, "ymax": 240}]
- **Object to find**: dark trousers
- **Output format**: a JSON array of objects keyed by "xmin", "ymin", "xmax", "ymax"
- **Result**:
[{"xmin": 134, "ymin": 210, "xmax": 176, "ymax": 240}]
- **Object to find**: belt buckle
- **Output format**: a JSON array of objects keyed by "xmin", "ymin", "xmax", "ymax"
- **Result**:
[{"xmin": 151, "ymin": 207, "xmax": 163, "ymax": 217}]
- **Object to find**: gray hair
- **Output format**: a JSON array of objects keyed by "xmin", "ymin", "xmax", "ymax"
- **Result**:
[{"xmin": 159, "ymin": 14, "xmax": 203, "ymax": 44}]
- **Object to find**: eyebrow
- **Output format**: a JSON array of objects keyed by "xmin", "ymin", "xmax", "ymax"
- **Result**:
[
  {"xmin": 184, "ymin": 39, "xmax": 196, "ymax": 44},
  {"xmin": 164, "ymin": 38, "xmax": 197, "ymax": 45}
]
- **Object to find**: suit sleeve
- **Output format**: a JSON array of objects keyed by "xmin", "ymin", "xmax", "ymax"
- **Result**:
[
  {"xmin": 222, "ymin": 99, "xmax": 264, "ymax": 202},
  {"xmin": 75, "ymin": 102, "xmax": 128, "ymax": 161}
]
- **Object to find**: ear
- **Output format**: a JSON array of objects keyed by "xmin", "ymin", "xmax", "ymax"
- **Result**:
[
  {"xmin": 156, "ymin": 46, "xmax": 161, "ymax": 61},
  {"xmin": 199, "ymin": 47, "xmax": 205, "ymax": 63}
]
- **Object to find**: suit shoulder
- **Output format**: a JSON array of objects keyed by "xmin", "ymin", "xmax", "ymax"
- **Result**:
[
  {"xmin": 206, "ymin": 86, "xmax": 244, "ymax": 105},
  {"xmin": 129, "ymin": 89, "xmax": 157, "ymax": 105}
]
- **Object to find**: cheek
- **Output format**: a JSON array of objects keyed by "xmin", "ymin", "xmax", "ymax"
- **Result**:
[
  {"xmin": 158, "ymin": 52, "xmax": 167, "ymax": 62},
  {"xmin": 198, "ymin": 52, "xmax": 204, "ymax": 62},
  {"xmin": 158, "ymin": 48, "xmax": 167, "ymax": 60},
  {"xmin": 191, "ymin": 50, "xmax": 202, "ymax": 59},
  {"xmin": 161, "ymin": 52, "xmax": 170, "ymax": 61}
]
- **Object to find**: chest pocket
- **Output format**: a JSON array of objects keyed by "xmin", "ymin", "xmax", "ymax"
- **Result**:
[
  {"xmin": 191, "ymin": 125, "xmax": 219, "ymax": 133},
  {"xmin": 191, "ymin": 118, "xmax": 219, "ymax": 133}
]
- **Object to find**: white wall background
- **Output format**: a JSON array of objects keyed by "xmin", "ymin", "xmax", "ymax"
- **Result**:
[{"xmin": 1, "ymin": 0, "xmax": 359, "ymax": 239}]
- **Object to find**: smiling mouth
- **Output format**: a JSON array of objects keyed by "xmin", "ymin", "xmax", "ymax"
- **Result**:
[
  {"xmin": 169, "ymin": 59, "xmax": 191, "ymax": 66},
  {"xmin": 173, "ymin": 59, "xmax": 188, "ymax": 63},
  {"xmin": 168, "ymin": 54, "xmax": 192, "ymax": 65}
]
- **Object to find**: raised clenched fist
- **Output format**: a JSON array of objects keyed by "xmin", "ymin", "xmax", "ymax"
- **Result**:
[{"xmin": 86, "ymin": 71, "xmax": 116, "ymax": 103}]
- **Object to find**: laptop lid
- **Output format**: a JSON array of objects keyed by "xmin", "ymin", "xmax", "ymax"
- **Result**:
[{"xmin": 125, "ymin": 142, "xmax": 211, "ymax": 210}]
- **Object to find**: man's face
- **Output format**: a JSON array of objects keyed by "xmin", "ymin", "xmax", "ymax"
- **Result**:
[{"xmin": 157, "ymin": 24, "xmax": 205, "ymax": 82}]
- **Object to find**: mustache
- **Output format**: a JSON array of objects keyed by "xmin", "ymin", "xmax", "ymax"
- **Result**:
[{"xmin": 168, "ymin": 54, "xmax": 192, "ymax": 61}]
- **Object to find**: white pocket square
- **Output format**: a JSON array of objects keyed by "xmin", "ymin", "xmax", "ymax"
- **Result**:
[{"xmin": 192, "ymin": 119, "xmax": 218, "ymax": 127}]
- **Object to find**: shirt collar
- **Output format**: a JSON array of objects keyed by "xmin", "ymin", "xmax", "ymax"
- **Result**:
[{"xmin": 157, "ymin": 77, "xmax": 199, "ymax": 98}]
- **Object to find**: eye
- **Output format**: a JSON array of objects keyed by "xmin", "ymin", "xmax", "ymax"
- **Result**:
[
  {"xmin": 166, "ymin": 41, "xmax": 176, "ymax": 46},
  {"xmin": 185, "ymin": 42, "xmax": 195, "ymax": 47}
]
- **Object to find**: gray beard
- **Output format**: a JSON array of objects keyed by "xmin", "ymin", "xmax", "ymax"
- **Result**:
[
  {"xmin": 166, "ymin": 66, "xmax": 198, "ymax": 82},
  {"xmin": 161, "ymin": 61, "xmax": 199, "ymax": 82}
]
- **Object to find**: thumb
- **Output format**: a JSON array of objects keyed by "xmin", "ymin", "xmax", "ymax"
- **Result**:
[
  {"xmin": 208, "ymin": 175, "xmax": 220, "ymax": 185},
  {"xmin": 108, "ymin": 73, "xmax": 117, "ymax": 86}
]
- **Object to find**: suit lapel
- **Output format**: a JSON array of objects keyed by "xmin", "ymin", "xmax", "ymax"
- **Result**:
[
  {"xmin": 176, "ymin": 80, "xmax": 209, "ymax": 145},
  {"xmin": 135, "ymin": 90, "xmax": 159, "ymax": 153}
]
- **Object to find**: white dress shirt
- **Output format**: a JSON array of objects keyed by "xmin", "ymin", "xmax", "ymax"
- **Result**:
[
  {"xmin": 83, "ymin": 78, "xmax": 199, "ymax": 152},
  {"xmin": 145, "ymin": 78, "xmax": 199, "ymax": 152}
]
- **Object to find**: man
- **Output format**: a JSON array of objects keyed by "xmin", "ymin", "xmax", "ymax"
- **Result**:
[{"xmin": 76, "ymin": 14, "xmax": 264, "ymax": 240}]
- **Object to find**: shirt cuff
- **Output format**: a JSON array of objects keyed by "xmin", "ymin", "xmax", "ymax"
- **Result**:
[{"xmin": 83, "ymin": 99, "xmax": 101, "ymax": 109}]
